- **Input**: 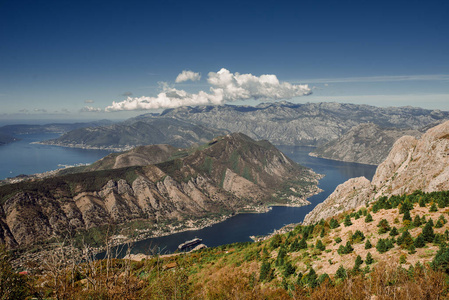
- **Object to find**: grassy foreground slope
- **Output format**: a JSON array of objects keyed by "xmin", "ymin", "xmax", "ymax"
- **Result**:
[{"xmin": 3, "ymin": 190, "xmax": 449, "ymax": 299}]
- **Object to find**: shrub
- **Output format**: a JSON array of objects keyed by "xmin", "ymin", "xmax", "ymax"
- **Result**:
[
  {"xmin": 351, "ymin": 230, "xmax": 365, "ymax": 243},
  {"xmin": 283, "ymin": 262, "xmax": 296, "ymax": 278},
  {"xmin": 304, "ymin": 268, "xmax": 318, "ymax": 288},
  {"xmin": 344, "ymin": 215, "xmax": 353, "ymax": 227},
  {"xmin": 316, "ymin": 239, "xmax": 325, "ymax": 251},
  {"xmin": 338, "ymin": 241, "xmax": 353, "ymax": 255},
  {"xmin": 329, "ymin": 218, "xmax": 340, "ymax": 229},
  {"xmin": 317, "ymin": 273, "xmax": 331, "ymax": 285},
  {"xmin": 365, "ymin": 213, "xmax": 373, "ymax": 223},
  {"xmin": 377, "ymin": 219, "xmax": 391, "ymax": 234},
  {"xmin": 334, "ymin": 237, "xmax": 342, "ymax": 244}
]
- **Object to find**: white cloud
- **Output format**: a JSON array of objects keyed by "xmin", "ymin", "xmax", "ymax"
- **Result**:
[
  {"xmin": 84, "ymin": 99, "xmax": 95, "ymax": 103},
  {"xmin": 106, "ymin": 68, "xmax": 311, "ymax": 111},
  {"xmin": 175, "ymin": 70, "xmax": 201, "ymax": 83},
  {"xmin": 33, "ymin": 108, "xmax": 47, "ymax": 113},
  {"xmin": 80, "ymin": 106, "xmax": 103, "ymax": 113}
]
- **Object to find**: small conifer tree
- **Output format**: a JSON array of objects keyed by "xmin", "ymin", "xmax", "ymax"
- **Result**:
[
  {"xmin": 316, "ymin": 239, "xmax": 325, "ymax": 251},
  {"xmin": 365, "ymin": 239, "xmax": 372, "ymax": 249},
  {"xmin": 344, "ymin": 215, "xmax": 353, "ymax": 227},
  {"xmin": 365, "ymin": 213, "xmax": 373, "ymax": 223},
  {"xmin": 423, "ymin": 221, "xmax": 435, "ymax": 242},
  {"xmin": 366, "ymin": 252, "xmax": 374, "ymax": 264},
  {"xmin": 335, "ymin": 265, "xmax": 347, "ymax": 280},
  {"xmin": 430, "ymin": 203, "xmax": 438, "ymax": 212}
]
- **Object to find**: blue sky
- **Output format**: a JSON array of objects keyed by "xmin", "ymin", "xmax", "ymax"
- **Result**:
[{"xmin": 1, "ymin": 0, "xmax": 448, "ymax": 122}]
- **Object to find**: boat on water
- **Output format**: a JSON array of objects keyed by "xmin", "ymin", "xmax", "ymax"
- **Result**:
[{"xmin": 178, "ymin": 237, "xmax": 202, "ymax": 251}]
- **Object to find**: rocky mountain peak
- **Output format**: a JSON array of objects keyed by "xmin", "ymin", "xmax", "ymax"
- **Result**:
[{"xmin": 304, "ymin": 120, "xmax": 449, "ymax": 225}]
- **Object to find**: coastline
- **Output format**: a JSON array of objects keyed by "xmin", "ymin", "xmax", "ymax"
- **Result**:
[{"xmin": 34, "ymin": 141, "xmax": 133, "ymax": 152}]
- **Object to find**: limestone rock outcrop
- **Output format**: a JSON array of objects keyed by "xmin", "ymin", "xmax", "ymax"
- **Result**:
[{"xmin": 304, "ymin": 120, "xmax": 449, "ymax": 225}]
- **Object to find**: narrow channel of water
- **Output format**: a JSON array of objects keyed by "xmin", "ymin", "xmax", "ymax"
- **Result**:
[{"xmin": 106, "ymin": 145, "xmax": 377, "ymax": 257}]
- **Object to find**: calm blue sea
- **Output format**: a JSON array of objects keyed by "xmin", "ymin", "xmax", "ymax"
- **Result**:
[{"xmin": 0, "ymin": 133, "xmax": 111, "ymax": 180}]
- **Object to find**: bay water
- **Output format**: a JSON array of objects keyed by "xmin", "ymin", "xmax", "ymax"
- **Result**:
[{"xmin": 0, "ymin": 135, "xmax": 377, "ymax": 256}]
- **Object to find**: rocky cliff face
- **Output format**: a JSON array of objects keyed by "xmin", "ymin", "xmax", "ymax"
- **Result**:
[
  {"xmin": 43, "ymin": 102, "xmax": 449, "ymax": 149},
  {"xmin": 303, "ymin": 120, "xmax": 449, "ymax": 225},
  {"xmin": 0, "ymin": 133, "xmax": 320, "ymax": 248},
  {"xmin": 310, "ymin": 123, "xmax": 423, "ymax": 165}
]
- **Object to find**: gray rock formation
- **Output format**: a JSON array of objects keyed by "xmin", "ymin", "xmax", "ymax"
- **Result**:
[
  {"xmin": 310, "ymin": 123, "xmax": 424, "ymax": 165},
  {"xmin": 303, "ymin": 120, "xmax": 449, "ymax": 225}
]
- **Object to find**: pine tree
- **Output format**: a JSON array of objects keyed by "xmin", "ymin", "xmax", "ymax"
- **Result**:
[
  {"xmin": 377, "ymin": 219, "xmax": 391, "ymax": 234},
  {"xmin": 435, "ymin": 219, "xmax": 444, "ymax": 228},
  {"xmin": 298, "ymin": 237, "xmax": 308, "ymax": 250},
  {"xmin": 414, "ymin": 234, "xmax": 426, "ymax": 248},
  {"xmin": 365, "ymin": 213, "xmax": 373, "ymax": 223},
  {"xmin": 335, "ymin": 265, "xmax": 347, "ymax": 280},
  {"xmin": 423, "ymin": 221, "xmax": 435, "ymax": 243},
  {"xmin": 353, "ymin": 255, "xmax": 363, "ymax": 273},
  {"xmin": 398, "ymin": 229, "xmax": 414, "ymax": 248},
  {"xmin": 403, "ymin": 210, "xmax": 412, "ymax": 222},
  {"xmin": 376, "ymin": 239, "xmax": 388, "ymax": 253},
  {"xmin": 344, "ymin": 215, "xmax": 353, "ymax": 227},
  {"xmin": 365, "ymin": 239, "xmax": 372, "ymax": 249},
  {"xmin": 283, "ymin": 261, "xmax": 296, "ymax": 278},
  {"xmin": 432, "ymin": 244, "xmax": 449, "ymax": 274},
  {"xmin": 413, "ymin": 215, "xmax": 422, "ymax": 227},
  {"xmin": 305, "ymin": 268, "xmax": 318, "ymax": 288},
  {"xmin": 276, "ymin": 247, "xmax": 287, "ymax": 266},
  {"xmin": 320, "ymin": 228, "xmax": 325, "ymax": 238},
  {"xmin": 390, "ymin": 227, "xmax": 399, "ymax": 236},
  {"xmin": 366, "ymin": 252, "xmax": 374, "ymax": 265},
  {"xmin": 430, "ymin": 203, "xmax": 438, "ymax": 212},
  {"xmin": 329, "ymin": 218, "xmax": 340, "ymax": 229},
  {"xmin": 260, "ymin": 260, "xmax": 272, "ymax": 281},
  {"xmin": 316, "ymin": 239, "xmax": 325, "ymax": 251},
  {"xmin": 419, "ymin": 197, "xmax": 426, "ymax": 207}
]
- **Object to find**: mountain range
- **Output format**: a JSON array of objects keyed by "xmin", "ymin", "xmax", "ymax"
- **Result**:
[{"xmin": 41, "ymin": 102, "xmax": 449, "ymax": 151}]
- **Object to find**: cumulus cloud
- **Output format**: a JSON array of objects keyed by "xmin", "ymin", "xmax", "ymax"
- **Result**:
[
  {"xmin": 106, "ymin": 68, "xmax": 311, "ymax": 111},
  {"xmin": 84, "ymin": 99, "xmax": 95, "ymax": 103},
  {"xmin": 33, "ymin": 108, "xmax": 47, "ymax": 113},
  {"xmin": 175, "ymin": 70, "xmax": 201, "ymax": 83},
  {"xmin": 80, "ymin": 106, "xmax": 103, "ymax": 113}
]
